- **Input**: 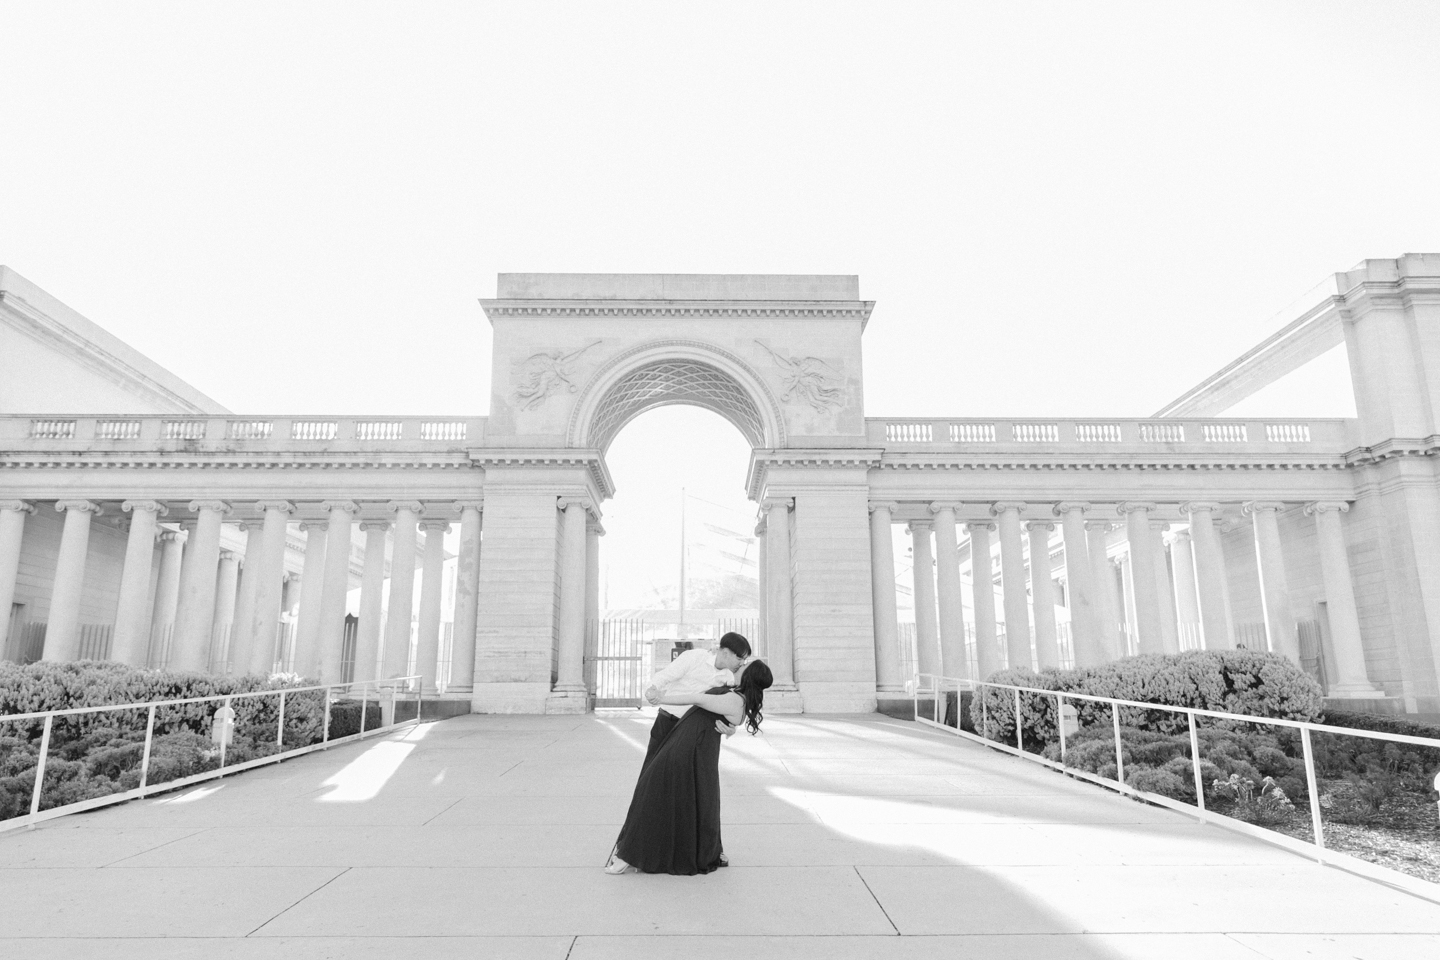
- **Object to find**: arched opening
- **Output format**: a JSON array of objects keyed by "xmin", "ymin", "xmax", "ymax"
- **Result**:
[{"xmin": 593, "ymin": 405, "xmax": 759, "ymax": 704}]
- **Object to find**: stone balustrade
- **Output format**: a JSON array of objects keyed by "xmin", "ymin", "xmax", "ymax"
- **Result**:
[
  {"xmin": 2, "ymin": 415, "xmax": 488, "ymax": 448},
  {"xmin": 870, "ymin": 417, "xmax": 1350, "ymax": 451}
]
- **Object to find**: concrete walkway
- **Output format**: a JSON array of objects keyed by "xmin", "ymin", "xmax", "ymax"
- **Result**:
[{"xmin": 2, "ymin": 712, "xmax": 1438, "ymax": 959}]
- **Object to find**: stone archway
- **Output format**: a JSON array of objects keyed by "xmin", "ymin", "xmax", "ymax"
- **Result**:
[{"xmin": 567, "ymin": 340, "xmax": 787, "ymax": 453}]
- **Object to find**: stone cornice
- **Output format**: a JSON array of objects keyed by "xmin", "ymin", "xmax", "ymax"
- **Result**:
[
  {"xmin": 480, "ymin": 299, "xmax": 875, "ymax": 325},
  {"xmin": 468, "ymin": 448, "xmax": 614, "ymax": 499},
  {"xmin": 1343, "ymin": 436, "xmax": 1440, "ymax": 465},
  {"xmin": 746, "ymin": 448, "xmax": 883, "ymax": 501},
  {"xmin": 875, "ymin": 453, "xmax": 1349, "ymax": 472}
]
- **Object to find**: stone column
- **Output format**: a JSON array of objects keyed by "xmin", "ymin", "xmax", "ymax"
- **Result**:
[
  {"xmin": 966, "ymin": 522, "xmax": 1002, "ymax": 678},
  {"xmin": 992, "ymin": 502, "xmax": 1030, "ymax": 670},
  {"xmin": 43, "ymin": 501, "xmax": 102, "ymax": 662},
  {"xmin": 111, "ymin": 500, "xmax": 166, "ymax": 666},
  {"xmin": 316, "ymin": 500, "xmax": 360, "ymax": 683},
  {"xmin": 1087, "ymin": 521, "xmax": 1124, "ymax": 659},
  {"xmin": 172, "ymin": 500, "xmax": 231, "ymax": 673},
  {"xmin": 292, "ymin": 519, "xmax": 329, "ymax": 678},
  {"xmin": 228, "ymin": 521, "xmax": 264, "ymax": 672},
  {"xmin": 868, "ymin": 502, "xmax": 903, "ymax": 692},
  {"xmin": 907, "ymin": 520, "xmax": 940, "ymax": 676},
  {"xmin": 1244, "ymin": 501, "xmax": 1300, "ymax": 662},
  {"xmin": 354, "ymin": 520, "xmax": 389, "ymax": 683},
  {"xmin": 416, "ymin": 517, "xmax": 451, "ymax": 694},
  {"xmin": 210, "ymin": 550, "xmax": 241, "ymax": 671},
  {"xmin": 1181, "ymin": 501, "xmax": 1235, "ymax": 650},
  {"xmin": 382, "ymin": 501, "xmax": 423, "ymax": 678},
  {"xmin": 1055, "ymin": 503, "xmax": 1102, "ymax": 667},
  {"xmin": 0, "ymin": 501, "xmax": 35, "ymax": 656},
  {"xmin": 450, "ymin": 501, "xmax": 484, "ymax": 694},
  {"xmin": 151, "ymin": 529, "xmax": 186, "ymax": 666},
  {"xmin": 1027, "ymin": 521, "xmax": 1059, "ymax": 668},
  {"xmin": 1148, "ymin": 519, "xmax": 1180, "ymax": 654},
  {"xmin": 754, "ymin": 518, "xmax": 768, "ymax": 657},
  {"xmin": 551, "ymin": 500, "xmax": 588, "ymax": 699},
  {"xmin": 242, "ymin": 501, "xmax": 294, "ymax": 674},
  {"xmin": 583, "ymin": 517, "xmax": 601, "ymax": 696},
  {"xmin": 763, "ymin": 497, "xmax": 796, "ymax": 688},
  {"xmin": 1167, "ymin": 528, "xmax": 1201, "ymax": 649},
  {"xmin": 929, "ymin": 502, "xmax": 967, "ymax": 679},
  {"xmin": 1305, "ymin": 501, "xmax": 1382, "ymax": 696},
  {"xmin": 1118, "ymin": 502, "xmax": 1165, "ymax": 655}
]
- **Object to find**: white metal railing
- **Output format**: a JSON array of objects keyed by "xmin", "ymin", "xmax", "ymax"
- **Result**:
[
  {"xmin": 909, "ymin": 673, "xmax": 1440, "ymax": 895},
  {"xmin": 0, "ymin": 675, "xmax": 423, "ymax": 832}
]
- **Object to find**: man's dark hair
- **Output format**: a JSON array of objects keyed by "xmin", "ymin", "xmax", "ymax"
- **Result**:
[{"xmin": 718, "ymin": 632, "xmax": 752, "ymax": 659}]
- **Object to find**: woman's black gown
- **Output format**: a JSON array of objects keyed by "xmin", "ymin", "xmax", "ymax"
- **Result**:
[{"xmin": 614, "ymin": 685, "xmax": 731, "ymax": 875}]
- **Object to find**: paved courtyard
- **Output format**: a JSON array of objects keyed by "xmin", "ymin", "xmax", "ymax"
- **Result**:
[{"xmin": 1, "ymin": 712, "xmax": 1438, "ymax": 959}]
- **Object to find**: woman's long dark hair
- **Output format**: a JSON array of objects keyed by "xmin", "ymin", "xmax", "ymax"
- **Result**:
[{"xmin": 734, "ymin": 660, "xmax": 773, "ymax": 734}]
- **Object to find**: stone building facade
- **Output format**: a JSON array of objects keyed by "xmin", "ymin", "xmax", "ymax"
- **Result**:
[{"xmin": 2, "ymin": 259, "xmax": 1438, "ymax": 715}]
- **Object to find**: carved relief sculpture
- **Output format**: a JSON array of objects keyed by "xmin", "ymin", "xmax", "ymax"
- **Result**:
[
  {"xmin": 754, "ymin": 340, "xmax": 845, "ymax": 411},
  {"xmin": 513, "ymin": 340, "xmax": 602, "ymax": 411}
]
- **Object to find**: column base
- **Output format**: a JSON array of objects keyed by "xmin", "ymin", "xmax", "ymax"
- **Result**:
[
  {"xmin": 471, "ymin": 681, "xmax": 553, "ymax": 714},
  {"xmin": 1326, "ymin": 683, "xmax": 1387, "ymax": 699},
  {"xmin": 764, "ymin": 685, "xmax": 804, "ymax": 714},
  {"xmin": 875, "ymin": 693, "xmax": 915, "ymax": 720},
  {"xmin": 545, "ymin": 689, "xmax": 591, "ymax": 715}
]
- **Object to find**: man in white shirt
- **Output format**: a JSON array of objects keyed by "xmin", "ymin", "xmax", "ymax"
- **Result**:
[{"xmin": 641, "ymin": 632, "xmax": 751, "ymax": 769}]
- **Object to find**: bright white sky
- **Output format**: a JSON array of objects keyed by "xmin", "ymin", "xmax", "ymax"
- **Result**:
[{"xmin": 4, "ymin": 1, "xmax": 1439, "ymax": 614}]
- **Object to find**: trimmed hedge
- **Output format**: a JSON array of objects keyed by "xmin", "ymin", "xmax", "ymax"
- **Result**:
[{"xmin": 969, "ymin": 649, "xmax": 1323, "ymax": 751}]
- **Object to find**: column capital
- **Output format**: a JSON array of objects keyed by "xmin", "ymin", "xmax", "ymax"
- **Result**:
[
  {"xmin": 299, "ymin": 520, "xmax": 329, "ymax": 534},
  {"xmin": 587, "ymin": 520, "xmax": 606, "ymax": 537},
  {"xmin": 762, "ymin": 497, "xmax": 794, "ymax": 512},
  {"xmin": 1164, "ymin": 528, "xmax": 1193, "ymax": 546},
  {"xmin": 964, "ymin": 521, "xmax": 995, "ymax": 534},
  {"xmin": 0, "ymin": 500, "xmax": 37, "ymax": 515},
  {"xmin": 1304, "ymin": 500, "xmax": 1350, "ymax": 516},
  {"xmin": 419, "ymin": 519, "xmax": 451, "ymax": 534},
  {"xmin": 1053, "ymin": 501, "xmax": 1091, "ymax": 516},
  {"xmin": 1026, "ymin": 520, "xmax": 1055, "ymax": 533},
  {"xmin": 753, "ymin": 520, "xmax": 767, "ymax": 537},
  {"xmin": 1179, "ymin": 500, "xmax": 1222, "ymax": 515},
  {"xmin": 556, "ymin": 497, "xmax": 592, "ymax": 513},
  {"xmin": 188, "ymin": 499, "xmax": 232, "ymax": 516},
  {"xmin": 905, "ymin": 520, "xmax": 933, "ymax": 535},
  {"xmin": 219, "ymin": 549, "xmax": 239, "ymax": 562},
  {"xmin": 928, "ymin": 501, "xmax": 963, "ymax": 515},
  {"xmin": 1085, "ymin": 520, "xmax": 1113, "ymax": 533},
  {"xmin": 158, "ymin": 529, "xmax": 187, "ymax": 544},
  {"xmin": 387, "ymin": 500, "xmax": 426, "ymax": 516},
  {"xmin": 1148, "ymin": 519, "xmax": 1171, "ymax": 533},
  {"xmin": 455, "ymin": 499, "xmax": 484, "ymax": 513},
  {"xmin": 1242, "ymin": 500, "xmax": 1286, "ymax": 516},
  {"xmin": 55, "ymin": 500, "xmax": 102, "ymax": 515},
  {"xmin": 868, "ymin": 501, "xmax": 899, "ymax": 515},
  {"xmin": 320, "ymin": 500, "xmax": 361, "ymax": 517},
  {"xmin": 359, "ymin": 520, "xmax": 391, "ymax": 533},
  {"xmin": 1117, "ymin": 501, "xmax": 1157, "ymax": 516},
  {"xmin": 990, "ymin": 501, "xmax": 1026, "ymax": 517},
  {"xmin": 255, "ymin": 500, "xmax": 296, "ymax": 516},
  {"xmin": 121, "ymin": 500, "xmax": 168, "ymax": 517}
]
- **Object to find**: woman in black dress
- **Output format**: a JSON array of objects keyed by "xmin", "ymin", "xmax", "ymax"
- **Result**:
[{"xmin": 606, "ymin": 659, "xmax": 774, "ymax": 875}]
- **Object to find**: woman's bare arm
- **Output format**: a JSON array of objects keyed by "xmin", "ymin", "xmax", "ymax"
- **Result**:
[{"xmin": 658, "ymin": 690, "xmax": 744, "ymax": 725}]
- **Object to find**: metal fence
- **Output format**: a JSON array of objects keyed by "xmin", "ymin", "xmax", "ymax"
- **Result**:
[
  {"xmin": 0, "ymin": 675, "xmax": 423, "ymax": 833},
  {"xmin": 909, "ymin": 671, "xmax": 1440, "ymax": 898}
]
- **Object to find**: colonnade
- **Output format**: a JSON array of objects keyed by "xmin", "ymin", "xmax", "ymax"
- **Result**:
[
  {"xmin": 866, "ymin": 499, "xmax": 1381, "ymax": 696},
  {"xmin": 0, "ymin": 497, "xmax": 487, "ymax": 694}
]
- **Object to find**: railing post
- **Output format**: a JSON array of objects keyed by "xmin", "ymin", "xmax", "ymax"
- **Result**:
[
  {"xmin": 29, "ymin": 714, "xmax": 53, "ymax": 818},
  {"xmin": 981, "ymin": 687, "xmax": 988, "ymax": 740},
  {"xmin": 358, "ymin": 684, "xmax": 368, "ymax": 738},
  {"xmin": 1014, "ymin": 688, "xmax": 1023, "ymax": 751},
  {"xmin": 276, "ymin": 690, "xmax": 286, "ymax": 749},
  {"xmin": 1188, "ymin": 711, "xmax": 1205, "ymax": 811},
  {"xmin": 139, "ymin": 704, "xmax": 156, "ymax": 793},
  {"xmin": 321, "ymin": 686, "xmax": 332, "ymax": 744},
  {"xmin": 1112, "ymin": 701, "xmax": 1124, "ymax": 786},
  {"xmin": 1301, "ymin": 726, "xmax": 1325, "ymax": 852},
  {"xmin": 415, "ymin": 677, "xmax": 423, "ymax": 725},
  {"xmin": 1056, "ymin": 693, "xmax": 1066, "ymax": 765}
]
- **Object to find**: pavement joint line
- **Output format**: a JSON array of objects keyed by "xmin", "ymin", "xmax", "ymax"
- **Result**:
[
  {"xmin": 563, "ymin": 933, "xmax": 578, "ymax": 958},
  {"xmin": 242, "ymin": 866, "xmax": 351, "ymax": 938},
  {"xmin": 96, "ymin": 828, "xmax": 207, "ymax": 868},
  {"xmin": 1221, "ymin": 932, "xmax": 1277, "ymax": 958},
  {"xmin": 852, "ymin": 865, "xmax": 900, "ymax": 935},
  {"xmin": 420, "ymin": 797, "xmax": 465, "ymax": 826}
]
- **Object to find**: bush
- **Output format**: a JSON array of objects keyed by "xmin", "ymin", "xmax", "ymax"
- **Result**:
[{"xmin": 969, "ymin": 649, "xmax": 1323, "ymax": 750}]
